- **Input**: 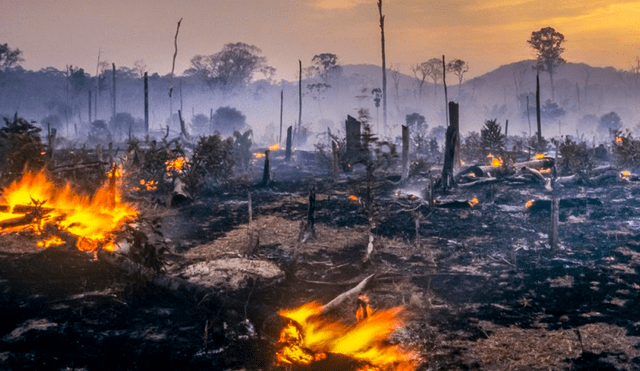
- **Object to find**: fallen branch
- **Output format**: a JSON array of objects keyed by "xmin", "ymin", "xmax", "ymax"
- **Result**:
[{"xmin": 320, "ymin": 273, "xmax": 374, "ymax": 315}]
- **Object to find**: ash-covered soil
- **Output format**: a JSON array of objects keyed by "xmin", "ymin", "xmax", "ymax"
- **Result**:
[{"xmin": 2, "ymin": 157, "xmax": 640, "ymax": 370}]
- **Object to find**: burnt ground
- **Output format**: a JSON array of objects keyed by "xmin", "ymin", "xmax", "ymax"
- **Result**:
[{"xmin": 3, "ymin": 155, "xmax": 640, "ymax": 370}]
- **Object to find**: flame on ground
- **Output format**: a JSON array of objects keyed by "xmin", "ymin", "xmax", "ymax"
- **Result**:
[
  {"xmin": 254, "ymin": 152, "xmax": 265, "ymax": 158},
  {"xmin": 540, "ymin": 168, "xmax": 551, "ymax": 174},
  {"xmin": 622, "ymin": 170, "xmax": 631, "ymax": 179},
  {"xmin": 132, "ymin": 179, "xmax": 158, "ymax": 192},
  {"xmin": 615, "ymin": 136, "xmax": 623, "ymax": 144},
  {"xmin": 36, "ymin": 235, "xmax": 65, "ymax": 248},
  {"xmin": 0, "ymin": 171, "xmax": 137, "ymax": 252},
  {"xmin": 348, "ymin": 195, "xmax": 359, "ymax": 202},
  {"xmin": 535, "ymin": 153, "xmax": 545, "ymax": 159},
  {"xmin": 526, "ymin": 200, "xmax": 534, "ymax": 208},
  {"xmin": 165, "ymin": 157, "xmax": 186, "ymax": 174},
  {"xmin": 487, "ymin": 153, "xmax": 502, "ymax": 167},
  {"xmin": 269, "ymin": 143, "xmax": 280, "ymax": 151},
  {"xmin": 468, "ymin": 198, "xmax": 479, "ymax": 207},
  {"xmin": 275, "ymin": 301, "xmax": 417, "ymax": 371}
]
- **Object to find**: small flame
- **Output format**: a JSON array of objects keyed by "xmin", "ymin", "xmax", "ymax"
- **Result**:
[
  {"xmin": 526, "ymin": 200, "xmax": 534, "ymax": 208},
  {"xmin": 540, "ymin": 168, "xmax": 551, "ymax": 174},
  {"xmin": 269, "ymin": 143, "xmax": 280, "ymax": 151},
  {"xmin": 133, "ymin": 179, "xmax": 158, "ymax": 192},
  {"xmin": 460, "ymin": 160, "xmax": 466, "ymax": 165},
  {"xmin": 275, "ymin": 300, "xmax": 417, "ymax": 370},
  {"xmin": 348, "ymin": 195, "xmax": 359, "ymax": 202},
  {"xmin": 491, "ymin": 157, "xmax": 502, "ymax": 167},
  {"xmin": 36, "ymin": 235, "xmax": 65, "ymax": 248},
  {"xmin": 356, "ymin": 294, "xmax": 372, "ymax": 322},
  {"xmin": 254, "ymin": 152, "xmax": 265, "ymax": 158},
  {"xmin": 615, "ymin": 136, "xmax": 623, "ymax": 144},
  {"xmin": 468, "ymin": 198, "xmax": 479, "ymax": 207},
  {"xmin": 535, "ymin": 153, "xmax": 545, "ymax": 159},
  {"xmin": 622, "ymin": 170, "xmax": 631, "ymax": 179},
  {"xmin": 468, "ymin": 173, "xmax": 476, "ymax": 178},
  {"xmin": 165, "ymin": 157, "xmax": 186, "ymax": 173}
]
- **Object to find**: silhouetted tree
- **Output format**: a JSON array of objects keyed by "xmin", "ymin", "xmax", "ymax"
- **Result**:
[
  {"xmin": 446, "ymin": 59, "xmax": 469, "ymax": 97},
  {"xmin": 212, "ymin": 106, "xmax": 247, "ymax": 136},
  {"xmin": 307, "ymin": 53, "xmax": 341, "ymax": 82},
  {"xmin": 0, "ymin": 43, "xmax": 23, "ymax": 71},
  {"xmin": 481, "ymin": 119, "xmax": 505, "ymax": 156},
  {"xmin": 598, "ymin": 112, "xmax": 622, "ymax": 137},
  {"xmin": 528, "ymin": 27, "xmax": 566, "ymax": 101},
  {"xmin": 188, "ymin": 42, "xmax": 270, "ymax": 92}
]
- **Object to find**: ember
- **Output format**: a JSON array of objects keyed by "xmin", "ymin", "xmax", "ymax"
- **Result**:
[
  {"xmin": 0, "ymin": 171, "xmax": 137, "ymax": 252},
  {"xmin": 621, "ymin": 170, "xmax": 631, "ymax": 179},
  {"xmin": 254, "ymin": 152, "xmax": 266, "ymax": 158},
  {"xmin": 535, "ymin": 153, "xmax": 545, "ymax": 159},
  {"xmin": 275, "ymin": 300, "xmax": 417, "ymax": 370},
  {"xmin": 468, "ymin": 198, "xmax": 479, "ymax": 207},
  {"xmin": 487, "ymin": 153, "xmax": 502, "ymax": 167},
  {"xmin": 348, "ymin": 195, "xmax": 359, "ymax": 202},
  {"xmin": 615, "ymin": 136, "xmax": 623, "ymax": 144},
  {"xmin": 269, "ymin": 143, "xmax": 280, "ymax": 151},
  {"xmin": 526, "ymin": 199, "xmax": 534, "ymax": 208},
  {"xmin": 165, "ymin": 156, "xmax": 186, "ymax": 174}
]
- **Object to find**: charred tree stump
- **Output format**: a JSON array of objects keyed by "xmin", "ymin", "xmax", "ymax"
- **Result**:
[
  {"xmin": 331, "ymin": 140, "xmax": 340, "ymax": 178},
  {"xmin": 47, "ymin": 124, "xmax": 57, "ymax": 160},
  {"xmin": 178, "ymin": 109, "xmax": 189, "ymax": 140},
  {"xmin": 402, "ymin": 125, "xmax": 409, "ymax": 181},
  {"xmin": 299, "ymin": 186, "xmax": 316, "ymax": 243},
  {"xmin": 441, "ymin": 102, "xmax": 459, "ymax": 192},
  {"xmin": 285, "ymin": 126, "xmax": 292, "ymax": 161},
  {"xmin": 144, "ymin": 72, "xmax": 149, "ymax": 135},
  {"xmin": 111, "ymin": 63, "xmax": 116, "ymax": 120},
  {"xmin": 279, "ymin": 89, "xmax": 283, "ymax": 144},
  {"xmin": 242, "ymin": 192, "xmax": 260, "ymax": 256},
  {"xmin": 261, "ymin": 150, "xmax": 270, "ymax": 186},
  {"xmin": 345, "ymin": 115, "xmax": 361, "ymax": 166},
  {"xmin": 88, "ymin": 90, "xmax": 92, "ymax": 124}
]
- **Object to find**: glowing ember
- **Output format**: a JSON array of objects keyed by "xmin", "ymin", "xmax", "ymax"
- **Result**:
[
  {"xmin": 269, "ymin": 143, "xmax": 280, "ymax": 151},
  {"xmin": 275, "ymin": 301, "xmax": 417, "ymax": 370},
  {"xmin": 540, "ymin": 168, "xmax": 551, "ymax": 174},
  {"xmin": 0, "ymin": 171, "xmax": 137, "ymax": 252},
  {"xmin": 615, "ymin": 136, "xmax": 623, "ymax": 144},
  {"xmin": 254, "ymin": 152, "xmax": 265, "ymax": 158},
  {"xmin": 348, "ymin": 195, "xmax": 359, "ymax": 202},
  {"xmin": 468, "ymin": 198, "xmax": 479, "ymax": 207},
  {"xmin": 526, "ymin": 200, "xmax": 534, "ymax": 208},
  {"xmin": 491, "ymin": 157, "xmax": 502, "ymax": 167},
  {"xmin": 468, "ymin": 173, "xmax": 476, "ymax": 178},
  {"xmin": 535, "ymin": 153, "xmax": 545, "ymax": 159},
  {"xmin": 165, "ymin": 157, "xmax": 186, "ymax": 173},
  {"xmin": 356, "ymin": 294, "xmax": 372, "ymax": 322},
  {"xmin": 621, "ymin": 170, "xmax": 631, "ymax": 179},
  {"xmin": 133, "ymin": 179, "xmax": 158, "ymax": 192},
  {"xmin": 36, "ymin": 235, "xmax": 65, "ymax": 248}
]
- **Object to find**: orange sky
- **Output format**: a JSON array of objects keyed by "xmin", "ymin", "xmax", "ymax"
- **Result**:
[{"xmin": 2, "ymin": 0, "xmax": 639, "ymax": 80}]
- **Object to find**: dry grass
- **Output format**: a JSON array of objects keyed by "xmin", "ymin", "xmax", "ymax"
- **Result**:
[{"xmin": 466, "ymin": 321, "xmax": 640, "ymax": 371}]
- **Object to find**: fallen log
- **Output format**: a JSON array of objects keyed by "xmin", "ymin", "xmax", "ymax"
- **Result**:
[
  {"xmin": 320, "ymin": 274, "xmax": 374, "ymax": 315},
  {"xmin": 520, "ymin": 166, "xmax": 551, "ymax": 190}
]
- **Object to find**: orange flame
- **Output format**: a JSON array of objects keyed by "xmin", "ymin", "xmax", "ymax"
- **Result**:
[
  {"xmin": 133, "ymin": 179, "xmax": 158, "ymax": 192},
  {"xmin": 615, "ymin": 136, "xmax": 623, "ymax": 144},
  {"xmin": 254, "ymin": 152, "xmax": 265, "ymax": 158},
  {"xmin": 269, "ymin": 143, "xmax": 280, "ymax": 151},
  {"xmin": 0, "ymin": 171, "xmax": 137, "ymax": 252},
  {"xmin": 275, "ymin": 301, "xmax": 417, "ymax": 370},
  {"xmin": 535, "ymin": 153, "xmax": 545, "ymax": 159},
  {"xmin": 468, "ymin": 198, "xmax": 479, "ymax": 207},
  {"xmin": 348, "ymin": 195, "xmax": 359, "ymax": 202},
  {"xmin": 468, "ymin": 173, "xmax": 476, "ymax": 178},
  {"xmin": 526, "ymin": 200, "xmax": 534, "ymax": 208},
  {"xmin": 165, "ymin": 157, "xmax": 186, "ymax": 173},
  {"xmin": 356, "ymin": 294, "xmax": 372, "ymax": 322},
  {"xmin": 36, "ymin": 235, "xmax": 65, "ymax": 248},
  {"xmin": 621, "ymin": 170, "xmax": 631, "ymax": 179},
  {"xmin": 540, "ymin": 168, "xmax": 551, "ymax": 174},
  {"xmin": 491, "ymin": 157, "xmax": 502, "ymax": 167}
]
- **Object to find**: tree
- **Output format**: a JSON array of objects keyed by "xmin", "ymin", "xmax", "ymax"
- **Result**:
[
  {"xmin": 411, "ymin": 62, "xmax": 430, "ymax": 99},
  {"xmin": 306, "ymin": 53, "xmax": 341, "ymax": 82},
  {"xmin": 424, "ymin": 58, "xmax": 443, "ymax": 98},
  {"xmin": 0, "ymin": 43, "xmax": 23, "ymax": 72},
  {"xmin": 191, "ymin": 113, "xmax": 210, "ymax": 134},
  {"xmin": 405, "ymin": 112, "xmax": 426, "ymax": 132},
  {"xmin": 598, "ymin": 111, "xmax": 622, "ymax": 138},
  {"xmin": 527, "ymin": 27, "xmax": 566, "ymax": 101},
  {"xmin": 377, "ymin": 0, "xmax": 387, "ymax": 137},
  {"xmin": 480, "ymin": 119, "xmax": 505, "ymax": 156},
  {"xmin": 446, "ymin": 59, "xmax": 469, "ymax": 97},
  {"xmin": 212, "ymin": 106, "xmax": 247, "ymax": 136},
  {"xmin": 188, "ymin": 42, "xmax": 270, "ymax": 92},
  {"xmin": 133, "ymin": 59, "xmax": 147, "ymax": 79}
]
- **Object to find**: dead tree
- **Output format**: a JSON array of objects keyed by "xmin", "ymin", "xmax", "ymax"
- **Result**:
[
  {"xmin": 443, "ymin": 55, "xmax": 449, "ymax": 126},
  {"xmin": 262, "ymin": 150, "xmax": 270, "ymax": 186},
  {"xmin": 402, "ymin": 125, "xmax": 409, "ymax": 180},
  {"xmin": 299, "ymin": 186, "xmax": 316, "ymax": 243},
  {"xmin": 144, "ymin": 72, "xmax": 149, "ymax": 135},
  {"xmin": 331, "ymin": 140, "xmax": 340, "ymax": 178},
  {"xmin": 345, "ymin": 115, "xmax": 361, "ymax": 165},
  {"xmin": 47, "ymin": 124, "xmax": 56, "ymax": 160},
  {"xmin": 169, "ymin": 18, "xmax": 183, "ymax": 121},
  {"xmin": 377, "ymin": 0, "xmax": 387, "ymax": 136},
  {"xmin": 298, "ymin": 60, "xmax": 302, "ymax": 132},
  {"xmin": 178, "ymin": 109, "xmax": 189, "ymax": 140},
  {"xmin": 111, "ymin": 63, "xmax": 116, "ymax": 119},
  {"xmin": 279, "ymin": 89, "xmax": 283, "ymax": 144},
  {"xmin": 536, "ymin": 72, "xmax": 542, "ymax": 149},
  {"xmin": 285, "ymin": 126, "xmax": 292, "ymax": 161},
  {"xmin": 88, "ymin": 91, "xmax": 92, "ymax": 123},
  {"xmin": 441, "ymin": 102, "xmax": 459, "ymax": 191}
]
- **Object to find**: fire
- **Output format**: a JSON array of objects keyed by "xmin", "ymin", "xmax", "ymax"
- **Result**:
[
  {"xmin": 356, "ymin": 294, "xmax": 372, "ymax": 322},
  {"xmin": 348, "ymin": 195, "xmax": 359, "ymax": 202},
  {"xmin": 540, "ymin": 168, "xmax": 551, "ymax": 174},
  {"xmin": 0, "ymin": 171, "xmax": 137, "ymax": 252},
  {"xmin": 487, "ymin": 153, "xmax": 502, "ymax": 167},
  {"xmin": 468, "ymin": 173, "xmax": 476, "ymax": 178},
  {"xmin": 269, "ymin": 143, "xmax": 280, "ymax": 151},
  {"xmin": 535, "ymin": 153, "xmax": 545, "ymax": 159},
  {"xmin": 133, "ymin": 179, "xmax": 158, "ymax": 192},
  {"xmin": 36, "ymin": 235, "xmax": 65, "ymax": 248},
  {"xmin": 275, "ymin": 300, "xmax": 417, "ymax": 371},
  {"xmin": 621, "ymin": 170, "xmax": 631, "ymax": 179},
  {"xmin": 468, "ymin": 198, "xmax": 479, "ymax": 207},
  {"xmin": 615, "ymin": 136, "xmax": 623, "ymax": 144},
  {"xmin": 254, "ymin": 152, "xmax": 265, "ymax": 158},
  {"xmin": 165, "ymin": 156, "xmax": 186, "ymax": 173},
  {"xmin": 526, "ymin": 199, "xmax": 534, "ymax": 208}
]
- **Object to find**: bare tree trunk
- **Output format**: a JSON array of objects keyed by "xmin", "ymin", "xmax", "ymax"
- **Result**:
[
  {"xmin": 279, "ymin": 89, "xmax": 283, "ymax": 144},
  {"xmin": 536, "ymin": 72, "xmax": 542, "ymax": 149},
  {"xmin": 526, "ymin": 95, "xmax": 532, "ymax": 138},
  {"xmin": 402, "ymin": 125, "xmax": 409, "ymax": 181},
  {"xmin": 111, "ymin": 63, "xmax": 116, "ymax": 124},
  {"xmin": 443, "ymin": 55, "xmax": 449, "ymax": 127},
  {"xmin": 88, "ymin": 90, "xmax": 92, "ymax": 123},
  {"xmin": 144, "ymin": 72, "xmax": 149, "ymax": 135},
  {"xmin": 377, "ymin": 0, "xmax": 387, "ymax": 137},
  {"xmin": 285, "ymin": 126, "xmax": 292, "ymax": 161},
  {"xmin": 169, "ymin": 18, "xmax": 183, "ymax": 129},
  {"xmin": 441, "ymin": 102, "xmax": 459, "ymax": 191},
  {"xmin": 298, "ymin": 60, "xmax": 302, "ymax": 132},
  {"xmin": 261, "ymin": 150, "xmax": 270, "ymax": 186}
]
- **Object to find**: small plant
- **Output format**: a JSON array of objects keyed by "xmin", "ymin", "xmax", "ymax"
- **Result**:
[
  {"xmin": 0, "ymin": 115, "xmax": 47, "ymax": 183},
  {"xmin": 481, "ymin": 119, "xmax": 505, "ymax": 156},
  {"xmin": 557, "ymin": 137, "xmax": 593, "ymax": 176},
  {"xmin": 183, "ymin": 134, "xmax": 235, "ymax": 193}
]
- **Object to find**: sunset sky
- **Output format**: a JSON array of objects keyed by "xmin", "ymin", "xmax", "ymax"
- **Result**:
[{"xmin": 2, "ymin": 0, "xmax": 640, "ymax": 80}]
